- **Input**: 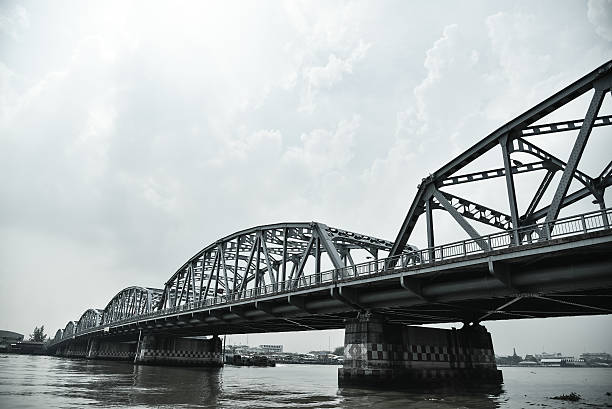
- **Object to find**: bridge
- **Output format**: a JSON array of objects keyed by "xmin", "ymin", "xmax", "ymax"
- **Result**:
[{"xmin": 47, "ymin": 60, "xmax": 612, "ymax": 387}]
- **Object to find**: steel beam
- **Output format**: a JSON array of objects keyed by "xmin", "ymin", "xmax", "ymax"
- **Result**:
[
  {"xmin": 513, "ymin": 137, "xmax": 594, "ymax": 188},
  {"xmin": 431, "ymin": 187, "xmax": 489, "ymax": 250},
  {"xmin": 294, "ymin": 235, "xmax": 315, "ymax": 284},
  {"xmin": 314, "ymin": 223, "xmax": 344, "ymax": 270},
  {"xmin": 440, "ymin": 161, "xmax": 548, "ymax": 187},
  {"xmin": 546, "ymin": 82, "xmax": 608, "ymax": 223},
  {"xmin": 501, "ymin": 134, "xmax": 520, "ymax": 241},
  {"xmin": 259, "ymin": 233, "xmax": 276, "ymax": 286},
  {"xmin": 433, "ymin": 190, "xmax": 512, "ymax": 231},
  {"xmin": 524, "ymin": 170, "xmax": 555, "ymax": 221},
  {"xmin": 521, "ymin": 114, "xmax": 612, "ymax": 137}
]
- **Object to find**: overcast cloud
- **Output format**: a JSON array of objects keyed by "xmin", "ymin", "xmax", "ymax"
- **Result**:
[{"xmin": 1, "ymin": 0, "xmax": 611, "ymax": 355}]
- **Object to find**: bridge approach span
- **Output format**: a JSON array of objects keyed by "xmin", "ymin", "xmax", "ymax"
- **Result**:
[{"xmin": 49, "ymin": 208, "xmax": 612, "ymax": 342}]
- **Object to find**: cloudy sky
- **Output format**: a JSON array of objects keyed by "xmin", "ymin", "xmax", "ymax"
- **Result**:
[{"xmin": 1, "ymin": 0, "xmax": 611, "ymax": 355}]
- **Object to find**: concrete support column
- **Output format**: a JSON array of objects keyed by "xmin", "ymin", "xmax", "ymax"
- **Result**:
[
  {"xmin": 55, "ymin": 344, "xmax": 67, "ymax": 357},
  {"xmin": 65, "ymin": 340, "xmax": 88, "ymax": 358},
  {"xmin": 86, "ymin": 338, "xmax": 99, "ymax": 359},
  {"xmin": 338, "ymin": 313, "xmax": 502, "ymax": 388},
  {"xmin": 95, "ymin": 340, "xmax": 136, "ymax": 361},
  {"xmin": 134, "ymin": 334, "xmax": 223, "ymax": 367}
]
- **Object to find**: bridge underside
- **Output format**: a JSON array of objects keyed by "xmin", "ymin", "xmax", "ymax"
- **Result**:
[{"xmin": 78, "ymin": 231, "xmax": 611, "ymax": 344}]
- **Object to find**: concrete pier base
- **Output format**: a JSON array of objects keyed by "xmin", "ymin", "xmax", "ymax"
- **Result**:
[
  {"xmin": 338, "ymin": 313, "xmax": 502, "ymax": 388},
  {"xmin": 134, "ymin": 334, "xmax": 223, "ymax": 367},
  {"xmin": 62, "ymin": 340, "xmax": 88, "ymax": 358},
  {"xmin": 86, "ymin": 338, "xmax": 136, "ymax": 361}
]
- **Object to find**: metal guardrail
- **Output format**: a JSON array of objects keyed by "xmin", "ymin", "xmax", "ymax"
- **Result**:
[{"xmin": 50, "ymin": 208, "xmax": 611, "ymax": 346}]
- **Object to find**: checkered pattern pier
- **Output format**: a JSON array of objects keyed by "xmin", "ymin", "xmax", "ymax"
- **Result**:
[
  {"xmin": 134, "ymin": 334, "xmax": 223, "ymax": 367},
  {"xmin": 339, "ymin": 314, "xmax": 502, "ymax": 387}
]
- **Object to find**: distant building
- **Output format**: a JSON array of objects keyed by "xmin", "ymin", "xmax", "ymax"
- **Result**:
[
  {"xmin": 580, "ymin": 352, "xmax": 611, "ymax": 364},
  {"xmin": 540, "ymin": 356, "xmax": 575, "ymax": 366},
  {"xmin": 0, "ymin": 330, "xmax": 24, "ymax": 351},
  {"xmin": 259, "ymin": 344, "xmax": 283, "ymax": 353},
  {"xmin": 10, "ymin": 341, "xmax": 44, "ymax": 355},
  {"xmin": 536, "ymin": 352, "xmax": 562, "ymax": 360},
  {"xmin": 495, "ymin": 347, "xmax": 522, "ymax": 365}
]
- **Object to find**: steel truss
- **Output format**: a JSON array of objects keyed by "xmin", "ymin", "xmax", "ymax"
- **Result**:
[
  {"xmin": 100, "ymin": 286, "xmax": 162, "ymax": 325},
  {"xmin": 63, "ymin": 321, "xmax": 77, "ymax": 339},
  {"xmin": 75, "ymin": 309, "xmax": 102, "ymax": 334},
  {"xmin": 50, "ymin": 61, "xmax": 612, "ymax": 344},
  {"xmin": 158, "ymin": 222, "xmax": 417, "ymax": 309},
  {"xmin": 53, "ymin": 329, "xmax": 63, "ymax": 342},
  {"xmin": 390, "ymin": 60, "xmax": 612, "ymax": 258}
]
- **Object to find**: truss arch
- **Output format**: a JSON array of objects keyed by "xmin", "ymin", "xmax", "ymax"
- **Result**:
[
  {"xmin": 159, "ymin": 222, "xmax": 418, "ymax": 309},
  {"xmin": 76, "ymin": 309, "xmax": 103, "ymax": 334},
  {"xmin": 63, "ymin": 321, "xmax": 77, "ymax": 339},
  {"xmin": 54, "ymin": 329, "xmax": 63, "ymax": 342},
  {"xmin": 101, "ymin": 287, "xmax": 162, "ymax": 325}
]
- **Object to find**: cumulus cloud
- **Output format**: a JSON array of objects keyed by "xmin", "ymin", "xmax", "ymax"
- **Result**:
[
  {"xmin": 0, "ymin": 4, "xmax": 29, "ymax": 40},
  {"xmin": 1, "ymin": 1, "xmax": 611, "ymax": 353},
  {"xmin": 284, "ymin": 115, "xmax": 360, "ymax": 175},
  {"xmin": 216, "ymin": 129, "xmax": 283, "ymax": 164},
  {"xmin": 300, "ymin": 40, "xmax": 371, "ymax": 112},
  {"xmin": 588, "ymin": 0, "xmax": 612, "ymax": 41}
]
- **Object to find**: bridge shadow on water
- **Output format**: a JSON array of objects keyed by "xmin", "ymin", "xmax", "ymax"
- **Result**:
[
  {"xmin": 50, "ymin": 358, "xmax": 223, "ymax": 407},
  {"xmin": 48, "ymin": 357, "xmax": 506, "ymax": 408},
  {"xmin": 337, "ymin": 384, "xmax": 504, "ymax": 409}
]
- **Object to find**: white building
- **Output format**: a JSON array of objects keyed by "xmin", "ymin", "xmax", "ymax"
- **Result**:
[{"xmin": 259, "ymin": 344, "xmax": 283, "ymax": 353}]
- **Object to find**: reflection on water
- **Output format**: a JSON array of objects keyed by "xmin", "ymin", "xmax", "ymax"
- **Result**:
[{"xmin": 0, "ymin": 355, "xmax": 611, "ymax": 408}]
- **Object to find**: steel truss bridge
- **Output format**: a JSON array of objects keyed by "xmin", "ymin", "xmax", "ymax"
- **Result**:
[{"xmin": 49, "ymin": 60, "xmax": 612, "ymax": 348}]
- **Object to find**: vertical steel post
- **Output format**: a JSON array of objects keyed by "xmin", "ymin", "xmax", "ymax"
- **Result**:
[
  {"xmin": 425, "ymin": 197, "xmax": 435, "ymax": 261},
  {"xmin": 282, "ymin": 228, "xmax": 288, "ymax": 290},
  {"xmin": 255, "ymin": 236, "xmax": 261, "ymax": 295},
  {"xmin": 315, "ymin": 237, "xmax": 321, "ymax": 283},
  {"xmin": 233, "ymin": 237, "xmax": 240, "ymax": 296},
  {"xmin": 500, "ymin": 134, "xmax": 520, "ymax": 245}
]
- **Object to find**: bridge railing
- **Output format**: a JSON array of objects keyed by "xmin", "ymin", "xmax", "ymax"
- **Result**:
[{"xmin": 48, "ymin": 208, "xmax": 611, "ymax": 345}]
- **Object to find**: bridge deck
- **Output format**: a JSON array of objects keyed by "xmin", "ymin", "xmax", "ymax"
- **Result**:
[{"xmin": 50, "ymin": 211, "xmax": 612, "ymax": 346}]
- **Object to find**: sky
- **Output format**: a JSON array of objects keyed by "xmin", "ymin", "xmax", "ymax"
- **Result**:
[{"xmin": 1, "ymin": 0, "xmax": 611, "ymax": 356}]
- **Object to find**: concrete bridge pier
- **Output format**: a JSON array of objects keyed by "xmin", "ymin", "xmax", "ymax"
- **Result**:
[
  {"xmin": 86, "ymin": 338, "xmax": 99, "ymax": 359},
  {"xmin": 63, "ymin": 339, "xmax": 88, "ymax": 358},
  {"xmin": 338, "ymin": 313, "xmax": 502, "ymax": 388},
  {"xmin": 134, "ymin": 334, "xmax": 223, "ymax": 367},
  {"xmin": 55, "ymin": 343, "xmax": 68, "ymax": 357},
  {"xmin": 85, "ymin": 338, "xmax": 136, "ymax": 361}
]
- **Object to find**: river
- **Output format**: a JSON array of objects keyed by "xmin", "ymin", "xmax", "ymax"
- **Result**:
[{"xmin": 0, "ymin": 355, "xmax": 610, "ymax": 408}]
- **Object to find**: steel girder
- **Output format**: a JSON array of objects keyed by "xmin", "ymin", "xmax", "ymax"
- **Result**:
[
  {"xmin": 75, "ymin": 309, "xmax": 103, "ymax": 334},
  {"xmin": 390, "ymin": 60, "xmax": 612, "ymax": 258},
  {"xmin": 101, "ymin": 286, "xmax": 162, "ymax": 325},
  {"xmin": 63, "ymin": 321, "xmax": 77, "ymax": 339},
  {"xmin": 158, "ymin": 222, "xmax": 417, "ymax": 310},
  {"xmin": 54, "ymin": 329, "xmax": 63, "ymax": 342}
]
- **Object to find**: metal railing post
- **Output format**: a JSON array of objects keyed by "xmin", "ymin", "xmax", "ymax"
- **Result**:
[
  {"xmin": 543, "ymin": 222, "xmax": 551, "ymax": 240},
  {"xmin": 512, "ymin": 228, "xmax": 520, "ymax": 246},
  {"xmin": 580, "ymin": 215, "xmax": 587, "ymax": 233}
]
